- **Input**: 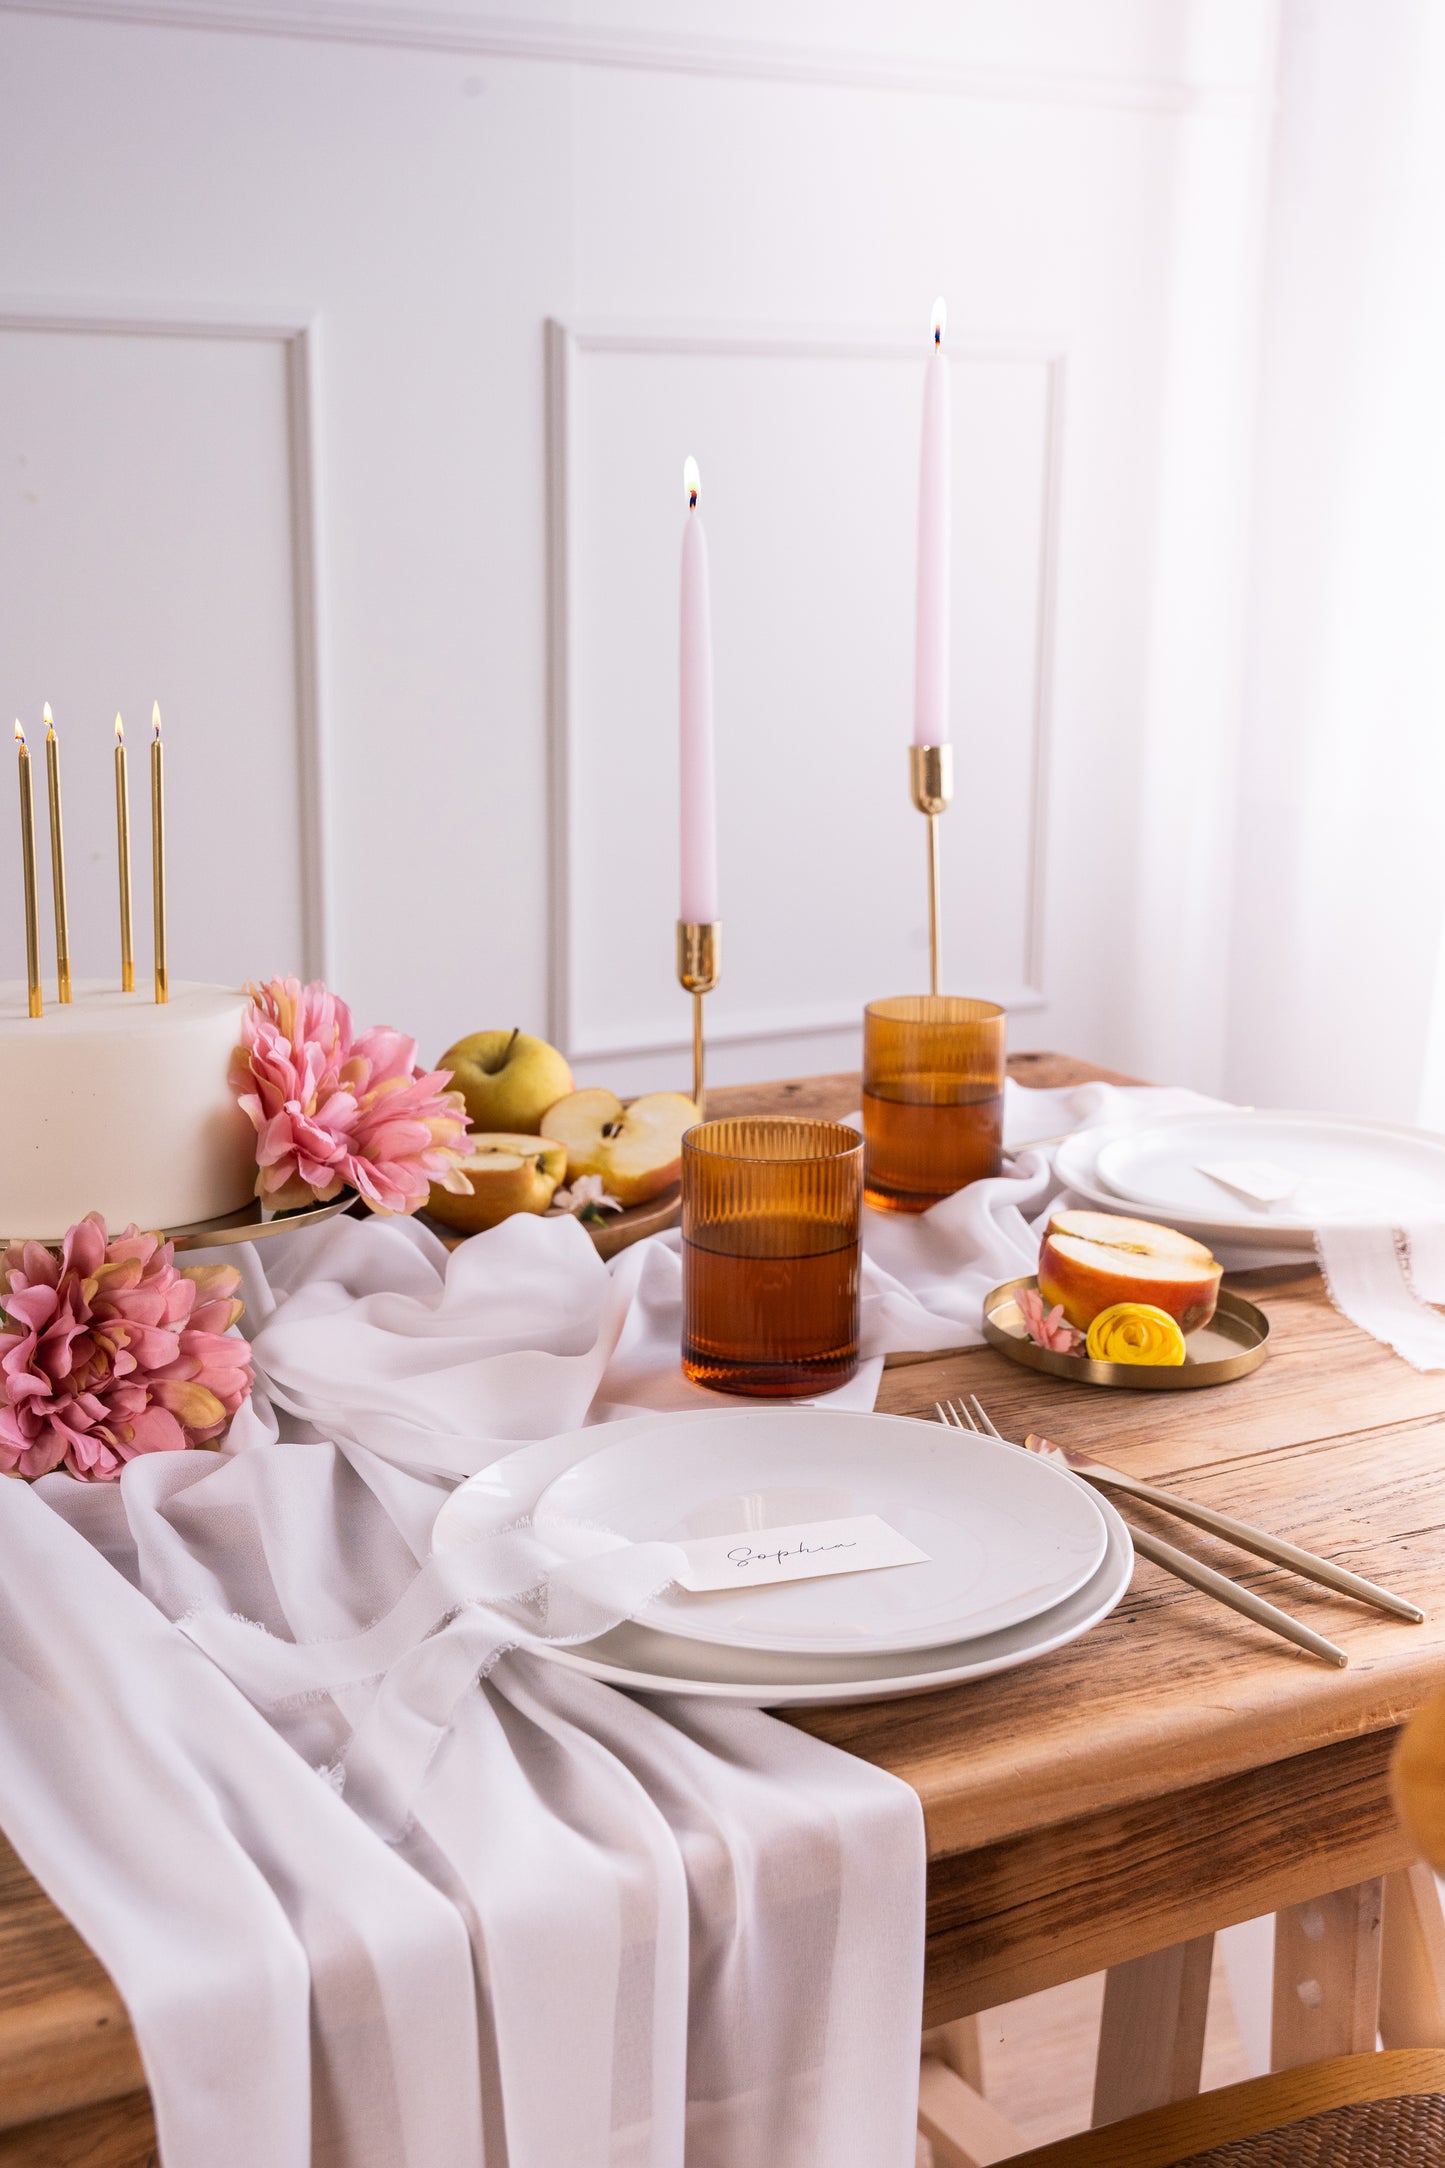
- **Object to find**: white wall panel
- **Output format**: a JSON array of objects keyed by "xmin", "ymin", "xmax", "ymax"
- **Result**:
[
  {"xmin": 0, "ymin": 317, "xmax": 314, "ymax": 992},
  {"xmin": 0, "ymin": 0, "xmax": 1275, "ymax": 1090},
  {"xmin": 554, "ymin": 325, "xmax": 1057, "ymax": 1068}
]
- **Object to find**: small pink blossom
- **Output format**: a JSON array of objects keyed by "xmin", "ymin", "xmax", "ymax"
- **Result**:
[
  {"xmin": 549, "ymin": 1174, "xmax": 624, "ymax": 1221},
  {"xmin": 0, "ymin": 1214, "xmax": 253, "ymax": 1484},
  {"xmin": 230, "ymin": 979, "xmax": 472, "ymax": 1217},
  {"xmin": 1018, "ymin": 1285, "xmax": 1083, "ymax": 1354}
]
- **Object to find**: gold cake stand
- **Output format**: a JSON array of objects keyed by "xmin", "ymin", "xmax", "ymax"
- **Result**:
[{"xmin": 1, "ymin": 1190, "xmax": 358, "ymax": 1255}]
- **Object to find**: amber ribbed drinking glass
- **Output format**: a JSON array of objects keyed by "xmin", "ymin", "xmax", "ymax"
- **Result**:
[
  {"xmin": 681, "ymin": 1117, "xmax": 863, "ymax": 1397},
  {"xmin": 863, "ymin": 996, "xmax": 1006, "ymax": 1213}
]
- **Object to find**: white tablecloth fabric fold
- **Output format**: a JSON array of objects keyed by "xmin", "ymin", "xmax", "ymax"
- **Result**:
[{"xmin": 0, "ymin": 1077, "xmax": 1222, "ymax": 2167}]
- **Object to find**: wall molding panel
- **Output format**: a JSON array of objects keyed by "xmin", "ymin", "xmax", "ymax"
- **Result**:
[
  {"xmin": 0, "ymin": 0, "xmax": 1256, "ymax": 114},
  {"xmin": 0, "ymin": 300, "xmax": 333, "ymax": 983},
  {"xmin": 547, "ymin": 317, "xmax": 1065, "ymax": 1068}
]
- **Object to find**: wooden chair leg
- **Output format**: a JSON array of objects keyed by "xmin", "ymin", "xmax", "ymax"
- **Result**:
[
  {"xmin": 1091, "ymin": 1934, "xmax": 1214, "ymax": 2127},
  {"xmin": 1271, "ymin": 1877, "xmax": 1383, "ymax": 2070},
  {"xmin": 917, "ymin": 2057, "xmax": 1028, "ymax": 2168},
  {"xmin": 1380, "ymin": 1863, "xmax": 1445, "ymax": 2048},
  {"xmin": 921, "ymin": 2016, "xmax": 984, "ymax": 2092}
]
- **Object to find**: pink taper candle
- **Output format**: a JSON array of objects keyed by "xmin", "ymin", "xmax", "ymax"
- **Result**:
[
  {"xmin": 912, "ymin": 297, "xmax": 952, "ymax": 747},
  {"xmin": 679, "ymin": 454, "xmax": 719, "ymax": 922}
]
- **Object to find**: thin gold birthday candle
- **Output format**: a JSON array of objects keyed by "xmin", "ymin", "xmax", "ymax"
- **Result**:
[
  {"xmin": 114, "ymin": 715, "xmax": 134, "ymax": 992},
  {"xmin": 150, "ymin": 704, "xmax": 167, "ymax": 1004},
  {"xmin": 43, "ymin": 703, "xmax": 71, "ymax": 1003},
  {"xmin": 15, "ymin": 722, "xmax": 42, "ymax": 1017}
]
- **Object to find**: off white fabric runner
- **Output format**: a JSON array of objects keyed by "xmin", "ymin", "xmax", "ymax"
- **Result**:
[{"xmin": 0, "ymin": 1077, "xmax": 1243, "ymax": 2168}]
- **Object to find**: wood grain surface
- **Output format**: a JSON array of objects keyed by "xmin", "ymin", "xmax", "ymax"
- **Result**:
[{"xmin": 4, "ymin": 1053, "xmax": 1443, "ymax": 2135}]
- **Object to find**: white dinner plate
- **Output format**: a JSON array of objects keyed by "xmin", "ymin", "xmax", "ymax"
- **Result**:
[
  {"xmin": 524, "ymin": 1492, "xmax": 1134, "ymax": 1706},
  {"xmin": 1091, "ymin": 1110, "xmax": 1445, "ymax": 1235},
  {"xmin": 1053, "ymin": 1124, "xmax": 1314, "ymax": 1254},
  {"xmin": 529, "ymin": 1406, "xmax": 1109, "ymax": 1656}
]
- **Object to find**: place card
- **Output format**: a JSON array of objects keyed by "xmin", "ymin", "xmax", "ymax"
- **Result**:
[
  {"xmin": 1197, "ymin": 1158, "xmax": 1302, "ymax": 1207},
  {"xmin": 672, "ymin": 1514, "xmax": 929, "ymax": 1594}
]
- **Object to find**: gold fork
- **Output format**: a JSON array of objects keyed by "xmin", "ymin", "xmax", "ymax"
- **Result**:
[{"xmin": 938, "ymin": 1394, "xmax": 1350, "ymax": 1668}]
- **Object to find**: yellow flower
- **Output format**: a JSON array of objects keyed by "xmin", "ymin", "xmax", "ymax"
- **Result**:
[{"xmin": 1085, "ymin": 1302, "xmax": 1187, "ymax": 1366}]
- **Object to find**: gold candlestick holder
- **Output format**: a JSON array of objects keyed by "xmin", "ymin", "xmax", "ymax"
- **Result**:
[
  {"xmin": 909, "ymin": 743, "xmax": 953, "ymax": 996},
  {"xmin": 676, "ymin": 920, "xmax": 720, "ymax": 1113}
]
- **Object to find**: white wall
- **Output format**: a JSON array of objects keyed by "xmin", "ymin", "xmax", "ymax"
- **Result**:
[{"xmin": 0, "ymin": 0, "xmax": 1277, "ymax": 1093}]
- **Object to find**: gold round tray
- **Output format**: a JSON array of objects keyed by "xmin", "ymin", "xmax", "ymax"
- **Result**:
[
  {"xmin": 982, "ymin": 1275, "xmax": 1269, "ymax": 1391},
  {"xmin": 0, "ymin": 1190, "xmax": 363, "ymax": 1255},
  {"xmin": 420, "ymin": 1184, "xmax": 680, "ymax": 1262}
]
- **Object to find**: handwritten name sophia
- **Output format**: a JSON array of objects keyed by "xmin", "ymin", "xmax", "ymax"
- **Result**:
[{"xmin": 726, "ymin": 1536, "xmax": 859, "ymax": 1573}]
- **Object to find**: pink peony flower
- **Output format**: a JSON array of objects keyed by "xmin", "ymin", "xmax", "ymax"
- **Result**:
[
  {"xmin": 0, "ymin": 1214, "xmax": 253, "ymax": 1483},
  {"xmin": 1018, "ymin": 1285, "xmax": 1084, "ymax": 1354},
  {"xmin": 230, "ymin": 978, "xmax": 471, "ymax": 1218}
]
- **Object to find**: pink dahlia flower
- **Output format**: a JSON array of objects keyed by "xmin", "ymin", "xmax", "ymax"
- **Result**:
[
  {"xmin": 229, "ymin": 976, "xmax": 359, "ymax": 1211},
  {"xmin": 343, "ymin": 1025, "xmax": 472, "ymax": 1216},
  {"xmin": 0, "ymin": 1214, "xmax": 253, "ymax": 1483},
  {"xmin": 230, "ymin": 978, "xmax": 471, "ymax": 1217}
]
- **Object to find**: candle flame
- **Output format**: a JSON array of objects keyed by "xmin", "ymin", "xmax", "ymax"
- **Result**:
[
  {"xmin": 14, "ymin": 720, "xmax": 25, "ymax": 749},
  {"xmin": 42, "ymin": 700, "xmax": 55, "ymax": 739},
  {"xmin": 930, "ymin": 296, "xmax": 947, "ymax": 345},
  {"xmin": 115, "ymin": 713, "xmax": 125, "ymax": 743},
  {"xmin": 152, "ymin": 701, "xmax": 162, "ymax": 740},
  {"xmin": 683, "ymin": 454, "xmax": 701, "ymax": 509}
]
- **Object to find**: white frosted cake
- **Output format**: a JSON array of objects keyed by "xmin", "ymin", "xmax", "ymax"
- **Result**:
[{"xmin": 0, "ymin": 981, "xmax": 256, "ymax": 1240}]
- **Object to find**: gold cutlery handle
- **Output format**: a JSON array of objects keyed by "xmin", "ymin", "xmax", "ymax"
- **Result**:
[
  {"xmin": 1094, "ymin": 1468, "xmax": 1423, "ymax": 1623},
  {"xmin": 1128, "ymin": 1523, "xmax": 1348, "ymax": 1667}
]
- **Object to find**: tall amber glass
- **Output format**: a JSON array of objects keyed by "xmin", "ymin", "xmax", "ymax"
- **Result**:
[
  {"xmin": 863, "ymin": 996, "xmax": 1005, "ymax": 1213},
  {"xmin": 681, "ymin": 1117, "xmax": 863, "ymax": 1397}
]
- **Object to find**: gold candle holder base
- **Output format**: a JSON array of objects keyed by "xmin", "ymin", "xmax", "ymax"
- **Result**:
[
  {"xmin": 676, "ymin": 920, "xmax": 721, "ymax": 1114},
  {"xmin": 909, "ymin": 744, "xmax": 954, "ymax": 996}
]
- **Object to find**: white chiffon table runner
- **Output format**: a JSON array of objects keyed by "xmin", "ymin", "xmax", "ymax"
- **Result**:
[{"xmin": 0, "ymin": 1079, "xmax": 1232, "ymax": 2168}]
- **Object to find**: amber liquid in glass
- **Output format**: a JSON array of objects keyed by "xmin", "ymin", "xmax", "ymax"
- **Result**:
[
  {"xmin": 863, "ymin": 1082, "xmax": 1004, "ymax": 1212},
  {"xmin": 682, "ymin": 1232, "xmax": 860, "ymax": 1397}
]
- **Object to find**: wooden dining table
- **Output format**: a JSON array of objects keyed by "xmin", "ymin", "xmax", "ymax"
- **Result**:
[{"xmin": 5, "ymin": 1051, "xmax": 1445, "ymax": 2165}]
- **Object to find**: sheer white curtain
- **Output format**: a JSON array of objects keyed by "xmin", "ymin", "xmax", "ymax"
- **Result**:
[{"xmin": 1223, "ymin": 0, "xmax": 1445, "ymax": 1122}]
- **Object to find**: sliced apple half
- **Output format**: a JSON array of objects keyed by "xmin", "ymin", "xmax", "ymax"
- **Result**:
[
  {"xmin": 426, "ymin": 1133, "xmax": 568, "ymax": 1235},
  {"xmin": 541, "ymin": 1089, "xmax": 699, "ymax": 1207},
  {"xmin": 1038, "ymin": 1208, "xmax": 1221, "ymax": 1334}
]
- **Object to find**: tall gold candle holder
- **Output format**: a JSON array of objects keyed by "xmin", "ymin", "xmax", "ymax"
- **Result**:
[
  {"xmin": 909, "ymin": 743, "xmax": 953, "ymax": 996},
  {"xmin": 676, "ymin": 920, "xmax": 720, "ymax": 1114},
  {"xmin": 43, "ymin": 705, "xmax": 71, "ymax": 1004},
  {"xmin": 14, "ymin": 723, "xmax": 42, "ymax": 1018}
]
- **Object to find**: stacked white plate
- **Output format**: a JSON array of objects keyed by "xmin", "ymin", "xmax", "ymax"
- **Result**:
[
  {"xmin": 1055, "ymin": 1108, "xmax": 1445, "ymax": 1254},
  {"xmin": 432, "ymin": 1407, "xmax": 1133, "ymax": 1707}
]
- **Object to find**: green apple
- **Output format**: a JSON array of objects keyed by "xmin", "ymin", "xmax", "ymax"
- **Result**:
[
  {"xmin": 541, "ymin": 1089, "xmax": 698, "ymax": 1207},
  {"xmin": 439, "ymin": 1028, "xmax": 574, "ymax": 1135},
  {"xmin": 426, "ymin": 1134, "xmax": 568, "ymax": 1234}
]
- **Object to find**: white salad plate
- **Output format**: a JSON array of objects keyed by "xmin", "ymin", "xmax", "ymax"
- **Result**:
[
  {"xmin": 1055, "ymin": 1123, "xmax": 1303, "ymax": 1253},
  {"xmin": 529, "ymin": 1406, "xmax": 1110, "ymax": 1656},
  {"xmin": 527, "ymin": 1492, "xmax": 1134, "ymax": 1707},
  {"xmin": 1058, "ymin": 1111, "xmax": 1445, "ymax": 1251}
]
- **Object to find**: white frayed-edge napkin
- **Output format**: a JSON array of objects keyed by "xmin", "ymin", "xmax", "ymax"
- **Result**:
[{"xmin": 1314, "ymin": 1222, "xmax": 1445, "ymax": 1369}]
